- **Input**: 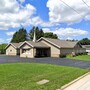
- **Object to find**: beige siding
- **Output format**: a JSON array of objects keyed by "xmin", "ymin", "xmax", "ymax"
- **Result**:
[
  {"xmin": 6, "ymin": 45, "xmax": 17, "ymax": 55},
  {"xmin": 60, "ymin": 48, "xmax": 86, "ymax": 55},
  {"xmin": 74, "ymin": 48, "xmax": 86, "ymax": 54},
  {"xmin": 74, "ymin": 43, "xmax": 86, "ymax": 54},
  {"xmin": 39, "ymin": 40, "xmax": 60, "ymax": 57},
  {"xmin": 20, "ymin": 43, "xmax": 31, "ymax": 49},
  {"xmin": 20, "ymin": 48, "xmax": 34, "ymax": 58},
  {"xmin": 60, "ymin": 48, "xmax": 73, "ymax": 55},
  {"xmin": 20, "ymin": 43, "xmax": 34, "ymax": 58}
]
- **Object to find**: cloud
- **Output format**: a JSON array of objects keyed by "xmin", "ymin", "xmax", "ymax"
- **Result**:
[
  {"xmin": 6, "ymin": 31, "xmax": 15, "ymax": 36},
  {"xmin": 18, "ymin": 0, "xmax": 25, "ymax": 3},
  {"xmin": 43, "ymin": 28, "xmax": 51, "ymax": 32},
  {"xmin": 0, "ymin": 38, "xmax": 4, "ymax": 44},
  {"xmin": 54, "ymin": 28, "xmax": 88, "ymax": 37},
  {"xmin": 42, "ymin": 27, "xmax": 88, "ymax": 39},
  {"xmin": 0, "ymin": 0, "xmax": 36, "ymax": 30},
  {"xmin": 6, "ymin": 38, "xmax": 12, "ymax": 43},
  {"xmin": 23, "ymin": 16, "xmax": 55, "ymax": 27},
  {"xmin": 0, "ymin": 0, "xmax": 54, "ymax": 30},
  {"xmin": 47, "ymin": 0, "xmax": 90, "ymax": 24}
]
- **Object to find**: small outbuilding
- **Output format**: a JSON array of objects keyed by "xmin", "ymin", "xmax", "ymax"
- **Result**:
[{"xmin": 82, "ymin": 45, "xmax": 90, "ymax": 55}]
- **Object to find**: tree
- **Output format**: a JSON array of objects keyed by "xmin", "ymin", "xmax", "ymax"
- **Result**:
[
  {"xmin": 11, "ymin": 28, "xmax": 28, "ymax": 43},
  {"xmin": 29, "ymin": 26, "xmax": 44, "ymax": 40},
  {"xmin": 0, "ymin": 44, "xmax": 7, "ymax": 54},
  {"xmin": 29, "ymin": 26, "xmax": 58, "ymax": 40},
  {"xmin": 11, "ymin": 26, "xmax": 58, "ymax": 43},
  {"xmin": 79, "ymin": 38, "xmax": 90, "ymax": 45},
  {"xmin": 44, "ymin": 32, "xmax": 58, "ymax": 39}
]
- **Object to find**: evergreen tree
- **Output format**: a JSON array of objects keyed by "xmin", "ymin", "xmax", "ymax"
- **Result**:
[
  {"xmin": 11, "ymin": 28, "xmax": 28, "ymax": 43},
  {"xmin": 29, "ymin": 26, "xmax": 44, "ymax": 40},
  {"xmin": 44, "ymin": 32, "xmax": 58, "ymax": 39},
  {"xmin": 29, "ymin": 26, "xmax": 58, "ymax": 40}
]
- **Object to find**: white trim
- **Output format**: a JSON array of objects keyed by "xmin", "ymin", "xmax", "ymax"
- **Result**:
[
  {"xmin": 5, "ymin": 43, "xmax": 17, "ymax": 49},
  {"xmin": 37, "ymin": 37, "xmax": 61, "ymax": 48},
  {"xmin": 18, "ymin": 41, "xmax": 34, "ymax": 48},
  {"xmin": 77, "ymin": 42, "xmax": 83, "ymax": 48}
]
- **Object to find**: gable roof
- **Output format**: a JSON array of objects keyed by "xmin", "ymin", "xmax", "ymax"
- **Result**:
[
  {"xmin": 18, "ymin": 41, "xmax": 50, "ymax": 48},
  {"xmin": 82, "ymin": 45, "xmax": 90, "ymax": 48},
  {"xmin": 38, "ymin": 37, "xmax": 78, "ymax": 48},
  {"xmin": 6, "ymin": 38, "xmax": 80, "ymax": 49},
  {"xmin": 5, "ymin": 42, "xmax": 23, "ymax": 49}
]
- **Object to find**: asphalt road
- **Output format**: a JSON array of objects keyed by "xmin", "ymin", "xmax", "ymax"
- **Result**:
[{"xmin": 0, "ymin": 55, "xmax": 90, "ymax": 70}]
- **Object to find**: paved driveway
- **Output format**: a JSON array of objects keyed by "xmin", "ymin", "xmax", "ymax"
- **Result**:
[{"xmin": 0, "ymin": 55, "xmax": 90, "ymax": 70}]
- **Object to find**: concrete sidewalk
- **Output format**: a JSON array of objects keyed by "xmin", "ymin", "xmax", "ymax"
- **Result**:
[{"xmin": 62, "ymin": 73, "xmax": 90, "ymax": 90}]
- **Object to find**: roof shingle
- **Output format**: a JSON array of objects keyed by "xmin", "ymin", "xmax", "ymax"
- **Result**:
[{"xmin": 38, "ymin": 37, "xmax": 78, "ymax": 48}]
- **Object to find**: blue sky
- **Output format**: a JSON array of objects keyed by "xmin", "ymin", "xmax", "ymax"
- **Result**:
[{"xmin": 0, "ymin": 0, "xmax": 90, "ymax": 44}]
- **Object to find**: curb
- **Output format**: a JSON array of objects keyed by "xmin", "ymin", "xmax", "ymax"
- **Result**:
[{"xmin": 57, "ymin": 72, "xmax": 90, "ymax": 90}]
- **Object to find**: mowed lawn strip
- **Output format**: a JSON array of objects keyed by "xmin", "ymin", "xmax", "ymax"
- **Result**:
[
  {"xmin": 67, "ymin": 55, "xmax": 90, "ymax": 61},
  {"xmin": 0, "ymin": 63, "xmax": 89, "ymax": 90}
]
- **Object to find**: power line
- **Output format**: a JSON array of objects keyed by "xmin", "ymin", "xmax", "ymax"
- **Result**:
[
  {"xmin": 60, "ymin": 0, "xmax": 84, "ymax": 18},
  {"xmin": 82, "ymin": 0, "xmax": 90, "ymax": 9}
]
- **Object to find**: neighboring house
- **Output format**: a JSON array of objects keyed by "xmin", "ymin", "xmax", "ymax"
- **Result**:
[
  {"xmin": 5, "ymin": 42, "xmax": 22, "ymax": 55},
  {"xmin": 82, "ymin": 45, "xmax": 90, "ymax": 55},
  {"xmin": 6, "ymin": 37, "xmax": 86, "ymax": 58}
]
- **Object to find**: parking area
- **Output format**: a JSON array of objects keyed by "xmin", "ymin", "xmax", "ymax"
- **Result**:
[{"xmin": 0, "ymin": 55, "xmax": 90, "ymax": 70}]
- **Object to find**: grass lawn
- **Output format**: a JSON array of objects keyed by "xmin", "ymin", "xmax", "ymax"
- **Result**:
[
  {"xmin": 0, "ymin": 63, "xmax": 89, "ymax": 90},
  {"xmin": 67, "ymin": 55, "xmax": 90, "ymax": 61}
]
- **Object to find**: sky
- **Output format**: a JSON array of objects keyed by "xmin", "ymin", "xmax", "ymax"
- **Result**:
[{"xmin": 0, "ymin": 0, "xmax": 90, "ymax": 44}]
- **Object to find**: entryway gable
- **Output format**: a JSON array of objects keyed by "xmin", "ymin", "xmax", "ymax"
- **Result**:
[
  {"xmin": 20, "ymin": 42, "xmax": 32, "ymax": 49},
  {"xmin": 18, "ymin": 41, "xmax": 34, "ymax": 48}
]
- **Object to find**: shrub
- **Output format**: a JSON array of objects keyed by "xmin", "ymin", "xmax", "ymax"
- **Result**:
[
  {"xmin": 66, "ymin": 54, "xmax": 72, "ymax": 58},
  {"xmin": 60, "ymin": 54, "xmax": 66, "ymax": 58}
]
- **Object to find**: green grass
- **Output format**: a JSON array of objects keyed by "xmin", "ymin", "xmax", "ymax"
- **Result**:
[
  {"xmin": 0, "ymin": 63, "xmax": 88, "ymax": 90},
  {"xmin": 67, "ymin": 55, "xmax": 90, "ymax": 61}
]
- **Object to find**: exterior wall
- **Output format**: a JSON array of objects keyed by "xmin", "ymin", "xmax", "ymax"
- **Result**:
[
  {"xmin": 74, "ymin": 44, "xmax": 86, "ymax": 54},
  {"xmin": 39, "ymin": 40, "xmax": 60, "ymax": 57},
  {"xmin": 86, "ymin": 48, "xmax": 90, "ymax": 55},
  {"xmin": 6, "ymin": 45, "xmax": 17, "ymax": 55},
  {"xmin": 74, "ymin": 48, "xmax": 86, "ymax": 54},
  {"xmin": 20, "ymin": 48, "xmax": 34, "ymax": 58},
  {"xmin": 60, "ymin": 48, "xmax": 86, "ymax": 55},
  {"xmin": 86, "ymin": 48, "xmax": 90, "ymax": 53},
  {"xmin": 20, "ymin": 43, "xmax": 34, "ymax": 58},
  {"xmin": 60, "ymin": 48, "xmax": 73, "ymax": 55}
]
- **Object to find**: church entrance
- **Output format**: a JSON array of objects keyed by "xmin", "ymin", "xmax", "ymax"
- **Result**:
[{"xmin": 35, "ymin": 48, "xmax": 50, "ymax": 57}]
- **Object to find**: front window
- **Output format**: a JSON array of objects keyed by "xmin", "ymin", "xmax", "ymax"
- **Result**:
[
  {"xmin": 10, "ymin": 50, "xmax": 12, "ymax": 52},
  {"xmin": 22, "ymin": 49, "xmax": 30, "ymax": 54}
]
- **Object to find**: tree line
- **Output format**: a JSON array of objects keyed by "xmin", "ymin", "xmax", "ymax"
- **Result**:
[
  {"xmin": 11, "ymin": 26, "xmax": 90, "ymax": 45},
  {"xmin": 0, "ymin": 44, "xmax": 7, "ymax": 54},
  {"xmin": 11, "ymin": 26, "xmax": 58, "ymax": 43},
  {"xmin": 79, "ymin": 38, "xmax": 90, "ymax": 45},
  {"xmin": 0, "ymin": 26, "xmax": 90, "ymax": 54}
]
